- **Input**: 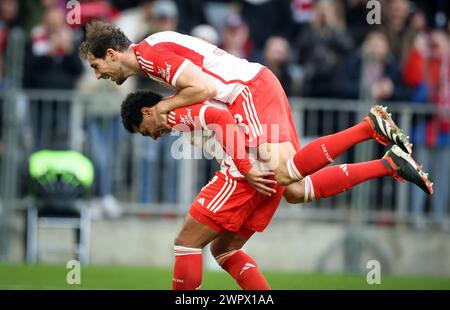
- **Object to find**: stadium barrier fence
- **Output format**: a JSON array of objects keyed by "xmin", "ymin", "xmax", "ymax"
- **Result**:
[{"xmin": 0, "ymin": 90, "xmax": 445, "ymax": 228}]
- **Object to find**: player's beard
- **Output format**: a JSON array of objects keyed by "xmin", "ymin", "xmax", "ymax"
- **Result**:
[
  {"xmin": 114, "ymin": 75, "xmax": 126, "ymax": 85},
  {"xmin": 114, "ymin": 68, "xmax": 127, "ymax": 85}
]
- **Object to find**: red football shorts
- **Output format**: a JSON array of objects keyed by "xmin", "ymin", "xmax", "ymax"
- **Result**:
[
  {"xmin": 190, "ymin": 171, "xmax": 285, "ymax": 237},
  {"xmin": 228, "ymin": 67, "xmax": 300, "ymax": 150},
  {"xmin": 190, "ymin": 67, "xmax": 300, "ymax": 237}
]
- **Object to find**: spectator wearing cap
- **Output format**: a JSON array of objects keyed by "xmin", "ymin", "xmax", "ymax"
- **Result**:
[
  {"xmin": 151, "ymin": 0, "xmax": 179, "ymax": 32},
  {"xmin": 219, "ymin": 14, "xmax": 257, "ymax": 61}
]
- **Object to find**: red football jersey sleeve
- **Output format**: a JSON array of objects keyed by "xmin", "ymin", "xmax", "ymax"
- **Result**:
[
  {"xmin": 132, "ymin": 41, "xmax": 195, "ymax": 87},
  {"xmin": 168, "ymin": 104, "xmax": 253, "ymax": 175}
]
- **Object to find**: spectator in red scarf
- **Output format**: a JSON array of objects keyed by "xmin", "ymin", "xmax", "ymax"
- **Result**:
[{"xmin": 403, "ymin": 30, "xmax": 450, "ymax": 229}]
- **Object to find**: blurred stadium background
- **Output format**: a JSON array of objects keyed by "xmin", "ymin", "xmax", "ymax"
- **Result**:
[{"xmin": 0, "ymin": 0, "xmax": 450, "ymax": 290}]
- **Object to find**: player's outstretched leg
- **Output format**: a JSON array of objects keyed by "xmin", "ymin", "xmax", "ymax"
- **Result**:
[
  {"xmin": 367, "ymin": 105, "xmax": 412, "ymax": 154},
  {"xmin": 284, "ymin": 145, "xmax": 433, "ymax": 204},
  {"xmin": 382, "ymin": 145, "xmax": 433, "ymax": 194},
  {"xmin": 282, "ymin": 105, "xmax": 412, "ymax": 184}
]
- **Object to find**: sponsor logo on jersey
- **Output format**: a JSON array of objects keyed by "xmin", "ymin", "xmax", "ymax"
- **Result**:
[
  {"xmin": 197, "ymin": 197, "xmax": 205, "ymax": 206},
  {"xmin": 180, "ymin": 108, "xmax": 195, "ymax": 126},
  {"xmin": 158, "ymin": 61, "xmax": 172, "ymax": 83},
  {"xmin": 321, "ymin": 144, "xmax": 334, "ymax": 163}
]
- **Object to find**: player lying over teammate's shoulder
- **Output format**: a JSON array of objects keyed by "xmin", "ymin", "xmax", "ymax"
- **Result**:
[
  {"xmin": 120, "ymin": 90, "xmax": 277, "ymax": 196},
  {"xmin": 121, "ymin": 91, "xmax": 434, "ymax": 206}
]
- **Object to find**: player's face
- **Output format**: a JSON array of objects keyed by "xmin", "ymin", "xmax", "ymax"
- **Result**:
[
  {"xmin": 87, "ymin": 51, "xmax": 127, "ymax": 85},
  {"xmin": 136, "ymin": 107, "xmax": 171, "ymax": 140}
]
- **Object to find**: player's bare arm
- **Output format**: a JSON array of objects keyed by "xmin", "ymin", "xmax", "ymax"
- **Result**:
[
  {"xmin": 194, "ymin": 104, "xmax": 276, "ymax": 196},
  {"xmin": 81, "ymin": 22, "xmax": 433, "ymax": 202},
  {"xmin": 121, "ymin": 91, "xmax": 276, "ymax": 196},
  {"xmin": 196, "ymin": 104, "xmax": 276, "ymax": 196},
  {"xmin": 154, "ymin": 62, "xmax": 217, "ymax": 127}
]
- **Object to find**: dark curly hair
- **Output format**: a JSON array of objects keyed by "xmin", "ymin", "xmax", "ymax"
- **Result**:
[
  {"xmin": 121, "ymin": 91, "xmax": 163, "ymax": 133},
  {"xmin": 79, "ymin": 20, "xmax": 132, "ymax": 60}
]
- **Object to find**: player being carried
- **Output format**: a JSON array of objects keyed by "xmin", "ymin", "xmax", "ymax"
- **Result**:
[
  {"xmin": 121, "ymin": 90, "xmax": 433, "ymax": 290},
  {"xmin": 81, "ymin": 21, "xmax": 433, "ymax": 290}
]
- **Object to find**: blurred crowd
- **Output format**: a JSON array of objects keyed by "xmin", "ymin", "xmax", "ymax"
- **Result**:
[
  {"xmin": 3, "ymin": 0, "xmax": 450, "ymax": 99},
  {"xmin": 1, "ymin": 0, "xmax": 450, "ymax": 227}
]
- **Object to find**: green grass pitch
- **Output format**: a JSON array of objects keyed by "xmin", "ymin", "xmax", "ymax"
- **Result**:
[{"xmin": 1, "ymin": 263, "xmax": 450, "ymax": 290}]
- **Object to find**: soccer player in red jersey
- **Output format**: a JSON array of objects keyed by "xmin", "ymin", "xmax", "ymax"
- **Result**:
[
  {"xmin": 79, "ymin": 21, "xmax": 432, "ymax": 195},
  {"xmin": 81, "ymin": 21, "xmax": 433, "ymax": 289},
  {"xmin": 121, "ymin": 91, "xmax": 279, "ymax": 290},
  {"xmin": 121, "ymin": 91, "xmax": 433, "ymax": 290}
]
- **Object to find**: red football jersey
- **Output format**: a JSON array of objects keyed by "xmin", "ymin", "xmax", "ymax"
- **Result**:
[
  {"xmin": 168, "ymin": 103, "xmax": 253, "ymax": 176},
  {"xmin": 131, "ymin": 31, "xmax": 263, "ymax": 104}
]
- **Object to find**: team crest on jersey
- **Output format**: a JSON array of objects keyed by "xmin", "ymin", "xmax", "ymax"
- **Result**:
[{"xmin": 158, "ymin": 62, "xmax": 172, "ymax": 82}]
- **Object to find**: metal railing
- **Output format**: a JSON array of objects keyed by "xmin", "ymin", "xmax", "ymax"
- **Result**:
[
  {"xmin": 288, "ymin": 98, "xmax": 444, "ymax": 223},
  {"xmin": 1, "ymin": 89, "xmax": 446, "ymax": 222},
  {"xmin": 1, "ymin": 88, "xmax": 449, "ymax": 272}
]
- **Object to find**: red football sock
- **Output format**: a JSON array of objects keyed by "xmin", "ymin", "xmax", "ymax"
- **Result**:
[
  {"xmin": 216, "ymin": 250, "xmax": 270, "ymax": 290},
  {"xmin": 287, "ymin": 119, "xmax": 373, "ymax": 180},
  {"xmin": 173, "ymin": 246, "xmax": 203, "ymax": 290},
  {"xmin": 304, "ymin": 159, "xmax": 394, "ymax": 201}
]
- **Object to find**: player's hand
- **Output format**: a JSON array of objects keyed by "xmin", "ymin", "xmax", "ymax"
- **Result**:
[
  {"xmin": 244, "ymin": 168, "xmax": 277, "ymax": 196},
  {"xmin": 154, "ymin": 102, "xmax": 170, "ymax": 128}
]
